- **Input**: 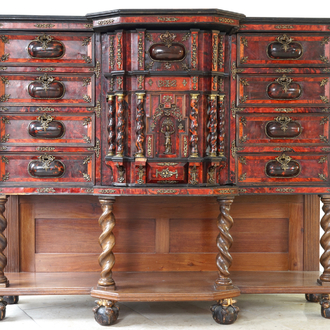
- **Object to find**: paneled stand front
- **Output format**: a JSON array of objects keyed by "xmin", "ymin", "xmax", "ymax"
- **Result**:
[{"xmin": 0, "ymin": 8, "xmax": 330, "ymax": 326}]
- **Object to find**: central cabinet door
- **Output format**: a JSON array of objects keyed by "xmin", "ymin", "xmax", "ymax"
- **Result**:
[
  {"xmin": 103, "ymin": 28, "xmax": 228, "ymax": 186},
  {"xmin": 146, "ymin": 92, "xmax": 189, "ymax": 159}
]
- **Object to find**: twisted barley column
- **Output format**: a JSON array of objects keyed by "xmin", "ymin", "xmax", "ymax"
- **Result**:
[
  {"xmin": 320, "ymin": 196, "xmax": 330, "ymax": 283},
  {"xmin": 217, "ymin": 95, "xmax": 225, "ymax": 157},
  {"xmin": 189, "ymin": 94, "xmax": 199, "ymax": 157},
  {"xmin": 107, "ymin": 95, "xmax": 116, "ymax": 157},
  {"xmin": 115, "ymin": 93, "xmax": 125, "ymax": 157},
  {"xmin": 207, "ymin": 94, "xmax": 218, "ymax": 157},
  {"xmin": 215, "ymin": 196, "xmax": 234, "ymax": 288},
  {"xmin": 0, "ymin": 196, "xmax": 8, "ymax": 286},
  {"xmin": 97, "ymin": 197, "xmax": 116, "ymax": 288},
  {"xmin": 135, "ymin": 93, "xmax": 145, "ymax": 157}
]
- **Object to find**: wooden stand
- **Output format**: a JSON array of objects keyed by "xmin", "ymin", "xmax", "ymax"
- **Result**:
[{"xmin": 91, "ymin": 194, "xmax": 240, "ymax": 325}]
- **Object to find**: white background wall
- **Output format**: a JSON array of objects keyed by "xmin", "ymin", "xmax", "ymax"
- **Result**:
[
  {"xmin": 1, "ymin": 0, "xmax": 326, "ymax": 267},
  {"xmin": 0, "ymin": 0, "xmax": 329, "ymax": 18}
]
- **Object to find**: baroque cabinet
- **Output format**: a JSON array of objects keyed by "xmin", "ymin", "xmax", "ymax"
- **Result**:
[{"xmin": 0, "ymin": 9, "xmax": 329, "ymax": 325}]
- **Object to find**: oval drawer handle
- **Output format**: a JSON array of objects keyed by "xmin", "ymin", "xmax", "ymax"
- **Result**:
[
  {"xmin": 149, "ymin": 43, "xmax": 186, "ymax": 62},
  {"xmin": 267, "ymin": 75, "xmax": 302, "ymax": 100},
  {"xmin": 28, "ymin": 73, "xmax": 65, "ymax": 99},
  {"xmin": 267, "ymin": 34, "xmax": 303, "ymax": 60},
  {"xmin": 28, "ymin": 113, "xmax": 65, "ymax": 139},
  {"xmin": 28, "ymin": 154, "xmax": 65, "ymax": 178},
  {"xmin": 28, "ymin": 34, "xmax": 65, "ymax": 59},
  {"xmin": 267, "ymin": 74, "xmax": 302, "ymax": 100},
  {"xmin": 265, "ymin": 153, "xmax": 301, "ymax": 178},
  {"xmin": 265, "ymin": 115, "xmax": 302, "ymax": 139}
]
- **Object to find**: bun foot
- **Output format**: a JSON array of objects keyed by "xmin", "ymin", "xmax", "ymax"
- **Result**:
[
  {"xmin": 305, "ymin": 294, "xmax": 321, "ymax": 303},
  {"xmin": 0, "ymin": 297, "xmax": 7, "ymax": 321},
  {"xmin": 320, "ymin": 294, "xmax": 330, "ymax": 318},
  {"xmin": 211, "ymin": 298, "xmax": 239, "ymax": 325},
  {"xmin": 93, "ymin": 299, "xmax": 119, "ymax": 326},
  {"xmin": 3, "ymin": 296, "xmax": 19, "ymax": 305}
]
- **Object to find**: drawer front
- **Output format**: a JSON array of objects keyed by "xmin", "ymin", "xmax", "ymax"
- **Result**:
[
  {"xmin": 147, "ymin": 162, "xmax": 187, "ymax": 183},
  {"xmin": 0, "ymin": 32, "xmax": 94, "ymax": 67},
  {"xmin": 237, "ymin": 33, "xmax": 330, "ymax": 67},
  {"xmin": 236, "ymin": 74, "xmax": 330, "ymax": 107},
  {"xmin": 0, "ymin": 152, "xmax": 94, "ymax": 185},
  {"xmin": 237, "ymin": 153, "xmax": 329, "ymax": 185},
  {"xmin": 236, "ymin": 113, "xmax": 330, "ymax": 146},
  {"xmin": 0, "ymin": 113, "xmax": 95, "ymax": 146},
  {"xmin": 0, "ymin": 73, "xmax": 94, "ymax": 106},
  {"xmin": 140, "ymin": 30, "xmax": 224, "ymax": 73},
  {"xmin": 139, "ymin": 76, "xmax": 196, "ymax": 92}
]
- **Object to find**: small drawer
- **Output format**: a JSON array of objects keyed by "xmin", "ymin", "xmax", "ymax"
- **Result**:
[
  {"xmin": 147, "ymin": 162, "xmax": 187, "ymax": 183},
  {"xmin": 0, "ymin": 112, "xmax": 95, "ymax": 147},
  {"xmin": 237, "ymin": 153, "xmax": 329, "ymax": 185},
  {"xmin": 236, "ymin": 74, "xmax": 330, "ymax": 107},
  {"xmin": 236, "ymin": 113, "xmax": 330, "ymax": 146},
  {"xmin": 0, "ymin": 73, "xmax": 94, "ymax": 106},
  {"xmin": 0, "ymin": 152, "xmax": 94, "ymax": 186},
  {"xmin": 0, "ymin": 32, "xmax": 94, "ymax": 67},
  {"xmin": 139, "ymin": 30, "xmax": 224, "ymax": 73},
  {"xmin": 237, "ymin": 33, "xmax": 330, "ymax": 67},
  {"xmin": 143, "ymin": 31, "xmax": 192, "ymax": 73},
  {"xmin": 141, "ymin": 76, "xmax": 195, "ymax": 92}
]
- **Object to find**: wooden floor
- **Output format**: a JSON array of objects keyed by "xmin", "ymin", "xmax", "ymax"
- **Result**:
[{"xmin": 1, "ymin": 271, "xmax": 328, "ymax": 299}]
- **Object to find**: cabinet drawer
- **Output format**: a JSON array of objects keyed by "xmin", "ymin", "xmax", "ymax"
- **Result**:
[
  {"xmin": 141, "ymin": 30, "xmax": 224, "ymax": 73},
  {"xmin": 0, "ymin": 152, "xmax": 94, "ymax": 185},
  {"xmin": 147, "ymin": 162, "xmax": 187, "ymax": 183},
  {"xmin": 237, "ymin": 153, "xmax": 329, "ymax": 185},
  {"xmin": 0, "ymin": 32, "xmax": 94, "ymax": 67},
  {"xmin": 0, "ymin": 73, "xmax": 94, "ymax": 106},
  {"xmin": 0, "ymin": 113, "xmax": 95, "ymax": 147},
  {"xmin": 236, "ymin": 113, "xmax": 330, "ymax": 146},
  {"xmin": 237, "ymin": 33, "xmax": 330, "ymax": 67},
  {"xmin": 236, "ymin": 74, "xmax": 330, "ymax": 107}
]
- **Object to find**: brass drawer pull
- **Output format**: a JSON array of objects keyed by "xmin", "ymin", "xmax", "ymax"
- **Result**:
[
  {"xmin": 265, "ymin": 153, "xmax": 300, "ymax": 178},
  {"xmin": 267, "ymin": 75, "xmax": 302, "ymax": 100},
  {"xmin": 28, "ymin": 154, "xmax": 65, "ymax": 178},
  {"xmin": 28, "ymin": 74, "xmax": 65, "ymax": 99},
  {"xmin": 28, "ymin": 34, "xmax": 65, "ymax": 59},
  {"xmin": 28, "ymin": 114, "xmax": 65, "ymax": 139},
  {"xmin": 267, "ymin": 34, "xmax": 303, "ymax": 60},
  {"xmin": 265, "ymin": 116, "xmax": 302, "ymax": 139}
]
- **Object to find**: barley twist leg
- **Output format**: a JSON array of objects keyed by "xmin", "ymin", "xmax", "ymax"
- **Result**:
[
  {"xmin": 97, "ymin": 197, "xmax": 116, "ymax": 288},
  {"xmin": 320, "ymin": 196, "xmax": 330, "ymax": 283},
  {"xmin": 215, "ymin": 196, "xmax": 234, "ymax": 288},
  {"xmin": 0, "ymin": 196, "xmax": 8, "ymax": 287}
]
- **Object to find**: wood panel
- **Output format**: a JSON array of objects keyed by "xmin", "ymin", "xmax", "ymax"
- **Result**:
[
  {"xmin": 170, "ymin": 218, "xmax": 289, "ymax": 253},
  {"xmin": 34, "ymin": 252, "xmax": 289, "ymax": 272},
  {"xmin": 16, "ymin": 194, "xmax": 314, "ymax": 273},
  {"xmin": 35, "ymin": 218, "xmax": 155, "ymax": 254},
  {"xmin": 19, "ymin": 198, "xmax": 35, "ymax": 272},
  {"xmin": 4, "ymin": 195, "xmax": 19, "ymax": 272},
  {"xmin": 304, "ymin": 195, "xmax": 320, "ymax": 271}
]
